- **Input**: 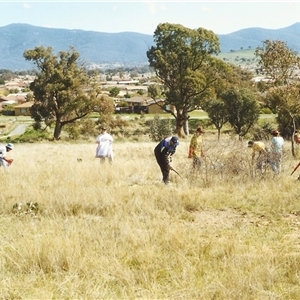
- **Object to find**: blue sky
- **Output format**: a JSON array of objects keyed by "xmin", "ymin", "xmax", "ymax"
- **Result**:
[{"xmin": 1, "ymin": 1, "xmax": 300, "ymax": 35}]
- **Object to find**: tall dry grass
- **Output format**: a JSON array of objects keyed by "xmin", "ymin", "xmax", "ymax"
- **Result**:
[{"xmin": 1, "ymin": 136, "xmax": 300, "ymax": 299}]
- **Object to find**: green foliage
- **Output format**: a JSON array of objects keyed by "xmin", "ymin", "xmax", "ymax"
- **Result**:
[
  {"xmin": 250, "ymin": 123, "xmax": 273, "ymax": 141},
  {"xmin": 255, "ymin": 40, "xmax": 300, "ymax": 155},
  {"xmin": 276, "ymin": 109, "xmax": 300, "ymax": 139},
  {"xmin": 12, "ymin": 126, "xmax": 51, "ymax": 142},
  {"xmin": 124, "ymin": 93, "xmax": 131, "ymax": 98},
  {"xmin": 109, "ymin": 87, "xmax": 120, "ymax": 97},
  {"xmin": 148, "ymin": 115, "xmax": 173, "ymax": 142},
  {"xmin": 65, "ymin": 122, "xmax": 80, "ymax": 140},
  {"xmin": 147, "ymin": 23, "xmax": 225, "ymax": 136},
  {"xmin": 60, "ymin": 118, "xmax": 97, "ymax": 140},
  {"xmin": 255, "ymin": 40, "xmax": 300, "ymax": 87},
  {"xmin": 32, "ymin": 121, "xmax": 42, "ymax": 130},
  {"xmin": 23, "ymin": 46, "xmax": 101, "ymax": 140},
  {"xmin": 202, "ymin": 99, "xmax": 229, "ymax": 138},
  {"xmin": 80, "ymin": 118, "xmax": 97, "ymax": 136},
  {"xmin": 118, "ymin": 101, "xmax": 129, "ymax": 107},
  {"xmin": 259, "ymin": 107, "xmax": 273, "ymax": 114},
  {"xmin": 221, "ymin": 87, "xmax": 260, "ymax": 137},
  {"xmin": 95, "ymin": 95, "xmax": 115, "ymax": 128}
]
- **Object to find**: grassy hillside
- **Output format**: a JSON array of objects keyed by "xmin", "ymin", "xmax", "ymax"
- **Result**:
[{"xmin": 216, "ymin": 49, "xmax": 258, "ymax": 69}]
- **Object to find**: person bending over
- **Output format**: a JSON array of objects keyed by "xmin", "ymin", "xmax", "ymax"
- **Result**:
[{"xmin": 154, "ymin": 136, "xmax": 179, "ymax": 184}]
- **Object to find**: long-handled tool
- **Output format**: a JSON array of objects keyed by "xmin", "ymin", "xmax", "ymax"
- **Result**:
[
  {"xmin": 170, "ymin": 166, "xmax": 182, "ymax": 178},
  {"xmin": 291, "ymin": 161, "xmax": 300, "ymax": 175}
]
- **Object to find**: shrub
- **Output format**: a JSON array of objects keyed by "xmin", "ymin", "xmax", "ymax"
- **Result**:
[
  {"xmin": 260, "ymin": 107, "xmax": 273, "ymax": 114},
  {"xmin": 148, "ymin": 115, "xmax": 173, "ymax": 142}
]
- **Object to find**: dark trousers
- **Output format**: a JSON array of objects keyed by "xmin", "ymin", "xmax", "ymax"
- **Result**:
[{"xmin": 154, "ymin": 147, "xmax": 169, "ymax": 184}]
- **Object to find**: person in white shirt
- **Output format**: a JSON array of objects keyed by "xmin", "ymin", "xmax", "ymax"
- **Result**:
[
  {"xmin": 95, "ymin": 127, "xmax": 113, "ymax": 163},
  {"xmin": 269, "ymin": 129, "xmax": 284, "ymax": 174},
  {"xmin": 0, "ymin": 143, "xmax": 14, "ymax": 171}
]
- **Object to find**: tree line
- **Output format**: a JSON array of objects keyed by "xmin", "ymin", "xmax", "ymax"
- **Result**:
[{"xmin": 5, "ymin": 23, "xmax": 300, "ymax": 153}]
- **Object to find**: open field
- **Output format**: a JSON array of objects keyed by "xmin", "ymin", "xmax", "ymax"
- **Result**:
[{"xmin": 1, "ymin": 136, "xmax": 300, "ymax": 299}]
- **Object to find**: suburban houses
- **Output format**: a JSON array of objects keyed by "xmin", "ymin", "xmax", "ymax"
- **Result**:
[{"xmin": 0, "ymin": 74, "xmax": 170, "ymax": 117}]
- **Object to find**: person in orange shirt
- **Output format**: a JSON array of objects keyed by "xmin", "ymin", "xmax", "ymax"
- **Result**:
[{"xmin": 188, "ymin": 127, "xmax": 205, "ymax": 171}]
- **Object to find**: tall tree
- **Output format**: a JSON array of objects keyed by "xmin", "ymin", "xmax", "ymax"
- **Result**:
[
  {"xmin": 147, "ymin": 23, "xmax": 226, "ymax": 137},
  {"xmin": 203, "ymin": 99, "xmax": 229, "ymax": 140},
  {"xmin": 202, "ymin": 63, "xmax": 256, "ymax": 139},
  {"xmin": 221, "ymin": 87, "xmax": 260, "ymax": 139},
  {"xmin": 255, "ymin": 39, "xmax": 300, "ymax": 156},
  {"xmin": 23, "ymin": 46, "xmax": 101, "ymax": 140}
]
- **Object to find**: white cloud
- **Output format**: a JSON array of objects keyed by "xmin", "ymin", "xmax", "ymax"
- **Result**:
[
  {"xmin": 201, "ymin": 5, "xmax": 212, "ymax": 12},
  {"xmin": 160, "ymin": 4, "xmax": 167, "ymax": 11},
  {"xmin": 146, "ymin": 3, "xmax": 156, "ymax": 15},
  {"xmin": 23, "ymin": 3, "xmax": 31, "ymax": 9}
]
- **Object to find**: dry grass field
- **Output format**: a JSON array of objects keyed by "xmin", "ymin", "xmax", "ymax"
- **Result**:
[{"xmin": 1, "ymin": 135, "xmax": 300, "ymax": 299}]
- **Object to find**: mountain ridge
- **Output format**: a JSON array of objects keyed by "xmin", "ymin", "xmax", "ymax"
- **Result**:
[{"xmin": 1, "ymin": 23, "xmax": 300, "ymax": 71}]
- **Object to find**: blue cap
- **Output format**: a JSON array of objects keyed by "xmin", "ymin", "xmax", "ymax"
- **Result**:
[{"xmin": 171, "ymin": 136, "xmax": 179, "ymax": 146}]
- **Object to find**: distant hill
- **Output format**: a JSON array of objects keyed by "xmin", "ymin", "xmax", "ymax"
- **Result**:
[
  {"xmin": 218, "ymin": 22, "xmax": 300, "ymax": 53},
  {"xmin": 1, "ymin": 23, "xmax": 300, "ymax": 71}
]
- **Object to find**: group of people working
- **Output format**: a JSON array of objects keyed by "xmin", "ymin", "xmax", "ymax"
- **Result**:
[
  {"xmin": 0, "ymin": 127, "xmax": 286, "ymax": 182},
  {"xmin": 95, "ymin": 125, "xmax": 285, "ymax": 184},
  {"xmin": 154, "ymin": 127, "xmax": 285, "ymax": 184},
  {"xmin": 248, "ymin": 129, "xmax": 284, "ymax": 174},
  {"xmin": 154, "ymin": 127, "xmax": 205, "ymax": 184}
]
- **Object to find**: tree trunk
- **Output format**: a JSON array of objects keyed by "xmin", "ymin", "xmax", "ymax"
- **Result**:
[
  {"xmin": 217, "ymin": 128, "xmax": 221, "ymax": 140},
  {"xmin": 175, "ymin": 114, "xmax": 186, "ymax": 137},
  {"xmin": 54, "ymin": 120, "xmax": 63, "ymax": 140},
  {"xmin": 291, "ymin": 113, "xmax": 296, "ymax": 157},
  {"xmin": 184, "ymin": 119, "xmax": 190, "ymax": 136}
]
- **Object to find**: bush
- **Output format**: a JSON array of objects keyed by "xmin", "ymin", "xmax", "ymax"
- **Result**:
[
  {"xmin": 260, "ymin": 107, "xmax": 273, "ymax": 114},
  {"xmin": 12, "ymin": 126, "xmax": 51, "ymax": 142},
  {"xmin": 148, "ymin": 115, "xmax": 174, "ymax": 142}
]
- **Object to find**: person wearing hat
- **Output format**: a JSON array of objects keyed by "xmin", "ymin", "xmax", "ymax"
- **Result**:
[
  {"xmin": 269, "ymin": 129, "xmax": 284, "ymax": 174},
  {"xmin": 248, "ymin": 140, "xmax": 268, "ymax": 171},
  {"xmin": 293, "ymin": 130, "xmax": 300, "ymax": 144},
  {"xmin": 154, "ymin": 136, "xmax": 179, "ymax": 184},
  {"xmin": 0, "ymin": 143, "xmax": 14, "ymax": 171},
  {"xmin": 188, "ymin": 127, "xmax": 205, "ymax": 171},
  {"xmin": 95, "ymin": 127, "xmax": 113, "ymax": 163}
]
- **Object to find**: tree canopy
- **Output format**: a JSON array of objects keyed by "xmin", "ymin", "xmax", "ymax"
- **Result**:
[
  {"xmin": 23, "ymin": 46, "xmax": 101, "ymax": 140},
  {"xmin": 147, "ymin": 23, "xmax": 228, "ymax": 137},
  {"xmin": 221, "ymin": 87, "xmax": 260, "ymax": 138},
  {"xmin": 255, "ymin": 39, "xmax": 300, "ymax": 155}
]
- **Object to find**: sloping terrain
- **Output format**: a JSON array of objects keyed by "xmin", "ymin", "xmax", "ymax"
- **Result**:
[{"xmin": 1, "ymin": 22, "xmax": 300, "ymax": 70}]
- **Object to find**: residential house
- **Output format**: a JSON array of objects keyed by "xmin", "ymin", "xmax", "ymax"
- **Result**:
[
  {"xmin": 118, "ymin": 96, "xmax": 175, "ymax": 114},
  {"xmin": 14, "ymin": 102, "xmax": 33, "ymax": 116},
  {"xmin": 120, "ymin": 96, "xmax": 150, "ymax": 113},
  {"xmin": 0, "ymin": 93, "xmax": 27, "ymax": 104},
  {"xmin": 146, "ymin": 99, "xmax": 175, "ymax": 114}
]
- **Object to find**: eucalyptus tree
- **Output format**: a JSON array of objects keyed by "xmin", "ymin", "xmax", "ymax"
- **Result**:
[
  {"xmin": 23, "ymin": 46, "xmax": 101, "ymax": 140},
  {"xmin": 202, "ymin": 63, "xmax": 256, "ymax": 139},
  {"xmin": 203, "ymin": 99, "xmax": 229, "ymax": 140},
  {"xmin": 255, "ymin": 39, "xmax": 300, "ymax": 155},
  {"xmin": 147, "ymin": 23, "xmax": 227, "ymax": 137},
  {"xmin": 221, "ymin": 87, "xmax": 260, "ymax": 139}
]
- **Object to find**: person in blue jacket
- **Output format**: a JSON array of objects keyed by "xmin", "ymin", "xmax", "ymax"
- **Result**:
[{"xmin": 154, "ymin": 136, "xmax": 179, "ymax": 184}]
